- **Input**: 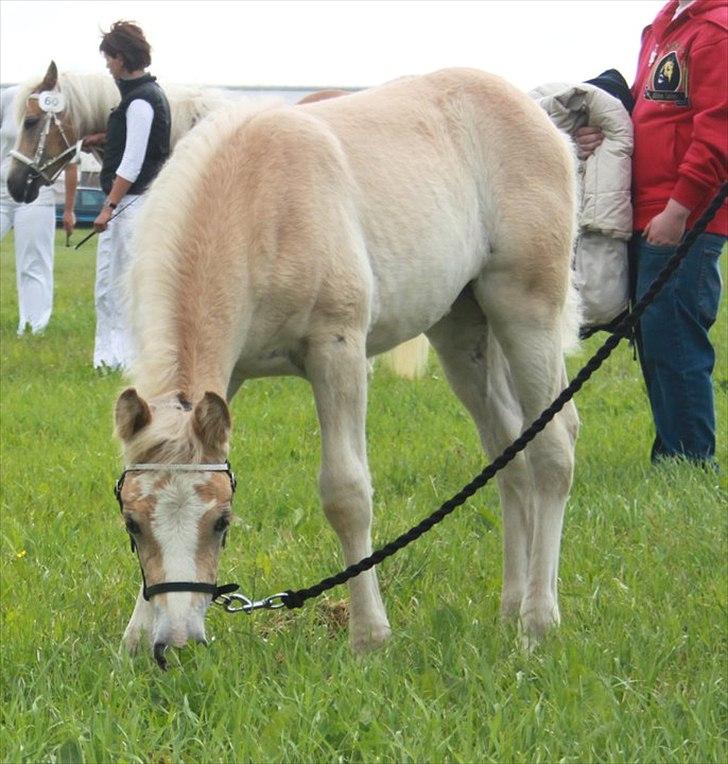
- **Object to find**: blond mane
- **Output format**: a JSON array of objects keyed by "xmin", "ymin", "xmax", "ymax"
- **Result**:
[
  {"xmin": 127, "ymin": 97, "xmax": 285, "ymax": 399},
  {"xmin": 163, "ymin": 84, "xmax": 235, "ymax": 146},
  {"xmin": 15, "ymin": 72, "xmax": 117, "ymax": 136},
  {"xmin": 14, "ymin": 70, "xmax": 246, "ymax": 148}
]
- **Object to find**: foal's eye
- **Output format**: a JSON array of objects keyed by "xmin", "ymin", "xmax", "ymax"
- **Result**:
[
  {"xmin": 23, "ymin": 117, "xmax": 39, "ymax": 129},
  {"xmin": 214, "ymin": 516, "xmax": 230, "ymax": 533},
  {"xmin": 125, "ymin": 518, "xmax": 141, "ymax": 535}
]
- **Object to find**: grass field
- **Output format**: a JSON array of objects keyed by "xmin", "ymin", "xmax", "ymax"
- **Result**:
[{"xmin": 1, "ymin": 230, "xmax": 726, "ymax": 763}]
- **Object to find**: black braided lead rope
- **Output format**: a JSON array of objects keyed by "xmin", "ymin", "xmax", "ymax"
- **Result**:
[{"xmin": 282, "ymin": 183, "xmax": 728, "ymax": 610}]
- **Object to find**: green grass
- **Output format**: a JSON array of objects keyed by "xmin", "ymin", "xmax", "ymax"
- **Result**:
[{"xmin": 1, "ymin": 230, "xmax": 726, "ymax": 763}]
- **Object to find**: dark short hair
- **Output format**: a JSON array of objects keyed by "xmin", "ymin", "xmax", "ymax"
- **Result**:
[
  {"xmin": 584, "ymin": 69, "xmax": 634, "ymax": 115},
  {"xmin": 99, "ymin": 21, "xmax": 152, "ymax": 71}
]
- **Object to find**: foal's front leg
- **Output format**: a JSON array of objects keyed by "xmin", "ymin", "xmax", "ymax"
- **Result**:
[
  {"xmin": 307, "ymin": 332, "xmax": 391, "ymax": 653},
  {"xmin": 122, "ymin": 585, "xmax": 154, "ymax": 652}
]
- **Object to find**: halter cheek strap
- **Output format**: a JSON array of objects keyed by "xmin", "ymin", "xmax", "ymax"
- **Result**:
[{"xmin": 114, "ymin": 462, "xmax": 239, "ymax": 602}]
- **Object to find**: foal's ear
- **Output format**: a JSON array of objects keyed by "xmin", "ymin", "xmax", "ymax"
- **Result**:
[
  {"xmin": 115, "ymin": 388, "xmax": 152, "ymax": 441},
  {"xmin": 41, "ymin": 61, "xmax": 58, "ymax": 91},
  {"xmin": 192, "ymin": 392, "xmax": 231, "ymax": 452}
]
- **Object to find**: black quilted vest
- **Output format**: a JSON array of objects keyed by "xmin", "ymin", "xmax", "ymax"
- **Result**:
[{"xmin": 100, "ymin": 74, "xmax": 171, "ymax": 195}]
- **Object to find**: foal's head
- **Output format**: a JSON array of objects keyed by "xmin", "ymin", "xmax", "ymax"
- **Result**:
[
  {"xmin": 7, "ymin": 61, "xmax": 78, "ymax": 203},
  {"xmin": 114, "ymin": 388, "xmax": 235, "ymax": 665}
]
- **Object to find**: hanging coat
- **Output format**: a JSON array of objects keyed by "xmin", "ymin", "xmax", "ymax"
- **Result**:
[{"xmin": 530, "ymin": 82, "xmax": 634, "ymax": 328}]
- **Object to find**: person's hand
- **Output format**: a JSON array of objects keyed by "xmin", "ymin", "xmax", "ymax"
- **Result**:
[
  {"xmin": 82, "ymin": 132, "xmax": 106, "ymax": 150},
  {"xmin": 94, "ymin": 205, "xmax": 113, "ymax": 232},
  {"xmin": 644, "ymin": 199, "xmax": 691, "ymax": 246},
  {"xmin": 63, "ymin": 209, "xmax": 75, "ymax": 237},
  {"xmin": 574, "ymin": 126, "xmax": 604, "ymax": 160}
]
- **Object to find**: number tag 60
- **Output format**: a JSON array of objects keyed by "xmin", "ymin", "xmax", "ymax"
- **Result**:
[{"xmin": 38, "ymin": 91, "xmax": 66, "ymax": 114}]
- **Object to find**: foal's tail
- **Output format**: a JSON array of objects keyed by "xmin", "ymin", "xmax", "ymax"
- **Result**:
[
  {"xmin": 380, "ymin": 279, "xmax": 580, "ymax": 380},
  {"xmin": 561, "ymin": 279, "xmax": 583, "ymax": 356},
  {"xmin": 378, "ymin": 335, "xmax": 430, "ymax": 378}
]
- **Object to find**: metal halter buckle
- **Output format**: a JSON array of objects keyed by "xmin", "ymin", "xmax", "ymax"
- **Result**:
[{"xmin": 214, "ymin": 592, "xmax": 289, "ymax": 613}]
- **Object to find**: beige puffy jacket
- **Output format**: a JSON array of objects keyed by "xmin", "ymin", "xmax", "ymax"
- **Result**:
[{"xmin": 530, "ymin": 82, "xmax": 634, "ymax": 327}]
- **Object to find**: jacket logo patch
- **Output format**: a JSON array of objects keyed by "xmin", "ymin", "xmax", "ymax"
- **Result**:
[{"xmin": 645, "ymin": 50, "xmax": 689, "ymax": 106}]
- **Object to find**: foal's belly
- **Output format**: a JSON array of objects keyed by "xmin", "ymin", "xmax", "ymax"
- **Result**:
[
  {"xmin": 364, "ymin": 235, "xmax": 489, "ymax": 354},
  {"xmin": 364, "ymin": 290, "xmax": 461, "ymax": 355}
]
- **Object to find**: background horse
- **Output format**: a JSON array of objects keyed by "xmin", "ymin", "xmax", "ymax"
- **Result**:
[
  {"xmin": 113, "ymin": 67, "xmax": 580, "ymax": 667},
  {"xmin": 5, "ymin": 60, "xmax": 243, "ymax": 204}
]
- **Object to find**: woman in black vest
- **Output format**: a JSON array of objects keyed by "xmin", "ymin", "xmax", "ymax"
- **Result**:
[{"xmin": 88, "ymin": 21, "xmax": 170, "ymax": 371}]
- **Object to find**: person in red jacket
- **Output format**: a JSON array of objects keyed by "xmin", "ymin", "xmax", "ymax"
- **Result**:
[{"xmin": 578, "ymin": 0, "xmax": 727, "ymax": 466}]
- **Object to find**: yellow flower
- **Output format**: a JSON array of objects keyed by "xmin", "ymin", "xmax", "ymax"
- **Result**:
[{"xmin": 15, "ymin": 549, "xmax": 27, "ymax": 559}]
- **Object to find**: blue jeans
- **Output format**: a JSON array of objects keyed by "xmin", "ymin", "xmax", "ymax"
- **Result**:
[{"xmin": 635, "ymin": 233, "xmax": 725, "ymax": 464}]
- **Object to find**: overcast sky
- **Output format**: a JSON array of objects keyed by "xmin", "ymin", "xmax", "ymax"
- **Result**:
[{"xmin": 1, "ymin": 0, "xmax": 665, "ymax": 92}]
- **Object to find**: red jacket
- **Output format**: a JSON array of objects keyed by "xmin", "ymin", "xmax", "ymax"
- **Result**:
[{"xmin": 631, "ymin": 0, "xmax": 727, "ymax": 234}]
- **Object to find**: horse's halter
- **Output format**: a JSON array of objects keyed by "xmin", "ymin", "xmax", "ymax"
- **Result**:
[
  {"xmin": 9, "ymin": 90, "xmax": 82, "ymax": 184},
  {"xmin": 114, "ymin": 462, "xmax": 240, "ymax": 601}
]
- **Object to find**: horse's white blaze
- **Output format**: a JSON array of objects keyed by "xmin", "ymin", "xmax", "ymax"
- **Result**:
[{"xmin": 147, "ymin": 474, "xmax": 215, "ymax": 645}]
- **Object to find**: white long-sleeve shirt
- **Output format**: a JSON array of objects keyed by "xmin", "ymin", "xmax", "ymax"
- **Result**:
[{"xmin": 115, "ymin": 98, "xmax": 154, "ymax": 184}]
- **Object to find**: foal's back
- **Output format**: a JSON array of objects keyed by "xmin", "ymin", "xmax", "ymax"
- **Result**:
[
  {"xmin": 132, "ymin": 68, "xmax": 576, "ymax": 382},
  {"xmin": 291, "ymin": 67, "xmax": 576, "ymax": 343}
]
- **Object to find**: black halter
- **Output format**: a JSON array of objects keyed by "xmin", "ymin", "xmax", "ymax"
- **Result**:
[{"xmin": 114, "ymin": 462, "xmax": 240, "ymax": 601}]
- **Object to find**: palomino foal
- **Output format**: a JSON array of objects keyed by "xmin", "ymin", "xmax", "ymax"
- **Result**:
[{"xmin": 114, "ymin": 68, "xmax": 580, "ymax": 665}]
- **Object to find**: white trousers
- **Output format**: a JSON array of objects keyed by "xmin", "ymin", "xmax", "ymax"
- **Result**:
[
  {"xmin": 0, "ymin": 198, "xmax": 55, "ymax": 335},
  {"xmin": 93, "ymin": 194, "xmax": 144, "ymax": 370}
]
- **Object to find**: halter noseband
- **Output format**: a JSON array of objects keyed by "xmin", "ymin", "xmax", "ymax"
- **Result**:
[
  {"xmin": 10, "ymin": 90, "xmax": 82, "ymax": 185},
  {"xmin": 114, "ymin": 462, "xmax": 239, "ymax": 602}
]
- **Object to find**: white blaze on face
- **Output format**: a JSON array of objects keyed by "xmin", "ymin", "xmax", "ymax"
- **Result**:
[{"xmin": 142, "ymin": 472, "xmax": 217, "ymax": 645}]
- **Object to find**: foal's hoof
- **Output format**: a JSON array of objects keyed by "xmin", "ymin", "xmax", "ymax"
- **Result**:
[
  {"xmin": 350, "ymin": 622, "xmax": 391, "ymax": 655},
  {"xmin": 499, "ymin": 595, "xmax": 523, "ymax": 623},
  {"xmin": 122, "ymin": 626, "xmax": 143, "ymax": 654},
  {"xmin": 518, "ymin": 604, "xmax": 560, "ymax": 650}
]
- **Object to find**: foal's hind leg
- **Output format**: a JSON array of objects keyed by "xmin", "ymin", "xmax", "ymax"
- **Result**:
[
  {"xmin": 474, "ymin": 271, "xmax": 579, "ymax": 642},
  {"xmin": 426, "ymin": 291, "xmax": 534, "ymax": 622},
  {"xmin": 305, "ymin": 330, "xmax": 391, "ymax": 653}
]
